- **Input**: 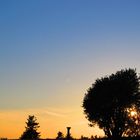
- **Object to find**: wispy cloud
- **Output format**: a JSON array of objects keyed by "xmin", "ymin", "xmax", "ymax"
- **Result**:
[{"xmin": 37, "ymin": 109, "xmax": 66, "ymax": 118}]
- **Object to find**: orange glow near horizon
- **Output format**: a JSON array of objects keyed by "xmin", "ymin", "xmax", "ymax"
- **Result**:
[{"xmin": 0, "ymin": 108, "xmax": 104, "ymax": 139}]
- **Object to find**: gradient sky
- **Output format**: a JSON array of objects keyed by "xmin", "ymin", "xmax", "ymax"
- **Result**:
[{"xmin": 0, "ymin": 0, "xmax": 140, "ymax": 139}]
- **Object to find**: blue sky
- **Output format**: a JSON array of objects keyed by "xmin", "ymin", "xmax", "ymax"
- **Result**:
[{"xmin": 0, "ymin": 0, "xmax": 140, "ymax": 138}]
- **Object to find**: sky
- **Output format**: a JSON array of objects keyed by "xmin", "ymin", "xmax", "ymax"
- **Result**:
[{"xmin": 0, "ymin": 0, "xmax": 140, "ymax": 139}]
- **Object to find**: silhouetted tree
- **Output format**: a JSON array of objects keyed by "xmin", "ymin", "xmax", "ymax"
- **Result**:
[
  {"xmin": 20, "ymin": 115, "xmax": 40, "ymax": 140},
  {"xmin": 83, "ymin": 69, "xmax": 140, "ymax": 140},
  {"xmin": 56, "ymin": 131, "xmax": 64, "ymax": 140}
]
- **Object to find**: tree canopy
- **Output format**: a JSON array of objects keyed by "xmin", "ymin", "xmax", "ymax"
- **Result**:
[
  {"xmin": 82, "ymin": 69, "xmax": 140, "ymax": 140},
  {"xmin": 20, "ymin": 115, "xmax": 40, "ymax": 140}
]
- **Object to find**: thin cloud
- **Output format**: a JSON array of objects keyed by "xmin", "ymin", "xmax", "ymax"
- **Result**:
[{"xmin": 40, "ymin": 110, "xmax": 66, "ymax": 117}]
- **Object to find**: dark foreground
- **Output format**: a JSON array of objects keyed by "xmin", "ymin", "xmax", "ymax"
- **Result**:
[
  {"xmin": 92, "ymin": 137, "xmax": 140, "ymax": 140},
  {"xmin": 1, "ymin": 137, "xmax": 140, "ymax": 140}
]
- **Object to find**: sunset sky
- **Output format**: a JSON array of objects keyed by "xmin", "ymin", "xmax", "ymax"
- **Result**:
[{"xmin": 0, "ymin": 0, "xmax": 140, "ymax": 139}]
